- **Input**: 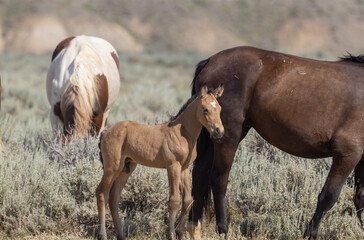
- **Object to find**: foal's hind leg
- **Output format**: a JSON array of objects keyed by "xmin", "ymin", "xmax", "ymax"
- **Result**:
[
  {"xmin": 176, "ymin": 167, "xmax": 193, "ymax": 238},
  {"xmin": 109, "ymin": 162, "xmax": 137, "ymax": 240},
  {"xmin": 167, "ymin": 163, "xmax": 182, "ymax": 240},
  {"xmin": 354, "ymin": 159, "xmax": 364, "ymax": 226},
  {"xmin": 96, "ymin": 168, "xmax": 121, "ymax": 240},
  {"xmin": 305, "ymin": 142, "xmax": 362, "ymax": 239}
]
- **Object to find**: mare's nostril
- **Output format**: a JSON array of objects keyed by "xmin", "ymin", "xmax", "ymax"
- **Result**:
[{"xmin": 216, "ymin": 128, "xmax": 220, "ymax": 134}]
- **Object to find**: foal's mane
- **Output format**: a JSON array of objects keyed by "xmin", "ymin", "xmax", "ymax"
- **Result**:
[
  {"xmin": 170, "ymin": 58, "xmax": 212, "ymax": 121},
  {"xmin": 169, "ymin": 88, "xmax": 214, "ymax": 121},
  {"xmin": 170, "ymin": 93, "xmax": 200, "ymax": 121},
  {"xmin": 340, "ymin": 53, "xmax": 364, "ymax": 64}
]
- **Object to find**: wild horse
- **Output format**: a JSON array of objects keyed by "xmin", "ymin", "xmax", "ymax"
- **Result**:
[
  {"xmin": 187, "ymin": 46, "xmax": 364, "ymax": 239},
  {"xmin": 96, "ymin": 85, "xmax": 224, "ymax": 240},
  {"xmin": 47, "ymin": 35, "xmax": 120, "ymax": 139}
]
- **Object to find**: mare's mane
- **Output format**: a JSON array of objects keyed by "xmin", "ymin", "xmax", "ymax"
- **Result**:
[
  {"xmin": 340, "ymin": 53, "xmax": 364, "ymax": 64},
  {"xmin": 191, "ymin": 58, "xmax": 210, "ymax": 95}
]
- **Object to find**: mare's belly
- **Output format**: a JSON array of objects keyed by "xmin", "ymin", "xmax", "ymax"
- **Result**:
[{"xmin": 250, "ymin": 113, "xmax": 333, "ymax": 159}]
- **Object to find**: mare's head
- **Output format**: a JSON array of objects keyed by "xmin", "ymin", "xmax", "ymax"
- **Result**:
[{"xmin": 197, "ymin": 84, "xmax": 224, "ymax": 139}]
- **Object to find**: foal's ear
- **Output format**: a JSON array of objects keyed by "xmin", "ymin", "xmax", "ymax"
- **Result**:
[
  {"xmin": 212, "ymin": 84, "xmax": 224, "ymax": 98},
  {"xmin": 201, "ymin": 84, "xmax": 208, "ymax": 96}
]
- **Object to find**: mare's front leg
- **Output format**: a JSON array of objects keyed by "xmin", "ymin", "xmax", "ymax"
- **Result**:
[
  {"xmin": 109, "ymin": 162, "xmax": 137, "ymax": 240},
  {"xmin": 176, "ymin": 167, "xmax": 193, "ymax": 238},
  {"xmin": 354, "ymin": 159, "xmax": 364, "ymax": 226},
  {"xmin": 211, "ymin": 139, "xmax": 240, "ymax": 237},
  {"xmin": 304, "ymin": 138, "xmax": 362, "ymax": 239},
  {"xmin": 210, "ymin": 121, "xmax": 248, "ymax": 238},
  {"xmin": 167, "ymin": 162, "xmax": 182, "ymax": 240}
]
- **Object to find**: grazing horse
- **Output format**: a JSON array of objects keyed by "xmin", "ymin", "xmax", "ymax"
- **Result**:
[
  {"xmin": 46, "ymin": 35, "xmax": 120, "ymax": 138},
  {"xmin": 187, "ymin": 46, "xmax": 364, "ymax": 239},
  {"xmin": 96, "ymin": 85, "xmax": 224, "ymax": 240}
]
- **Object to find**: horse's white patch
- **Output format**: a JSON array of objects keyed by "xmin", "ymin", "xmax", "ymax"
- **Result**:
[{"xmin": 210, "ymin": 101, "xmax": 217, "ymax": 108}]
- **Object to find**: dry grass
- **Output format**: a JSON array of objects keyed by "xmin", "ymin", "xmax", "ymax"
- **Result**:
[{"xmin": 0, "ymin": 51, "xmax": 363, "ymax": 239}]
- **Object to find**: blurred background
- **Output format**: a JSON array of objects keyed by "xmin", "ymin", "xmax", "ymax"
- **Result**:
[{"xmin": 1, "ymin": 0, "xmax": 364, "ymax": 58}]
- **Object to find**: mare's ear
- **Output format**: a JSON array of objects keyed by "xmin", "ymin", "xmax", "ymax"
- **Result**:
[
  {"xmin": 212, "ymin": 84, "xmax": 224, "ymax": 98},
  {"xmin": 201, "ymin": 84, "xmax": 208, "ymax": 96}
]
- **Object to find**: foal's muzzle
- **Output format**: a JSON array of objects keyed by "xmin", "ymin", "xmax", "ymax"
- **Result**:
[{"xmin": 211, "ymin": 125, "xmax": 224, "ymax": 139}]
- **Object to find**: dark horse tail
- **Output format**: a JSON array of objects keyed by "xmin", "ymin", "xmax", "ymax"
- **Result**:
[
  {"xmin": 191, "ymin": 58, "xmax": 215, "ymax": 217},
  {"xmin": 98, "ymin": 131, "xmax": 105, "ymax": 167}
]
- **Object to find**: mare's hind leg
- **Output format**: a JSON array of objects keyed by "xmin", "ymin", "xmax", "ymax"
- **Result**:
[
  {"xmin": 109, "ymin": 162, "xmax": 137, "ymax": 240},
  {"xmin": 167, "ymin": 163, "xmax": 182, "ymax": 240},
  {"xmin": 354, "ymin": 159, "xmax": 364, "ymax": 226},
  {"xmin": 176, "ymin": 167, "xmax": 193, "ymax": 238},
  {"xmin": 188, "ymin": 128, "xmax": 213, "ymax": 239},
  {"xmin": 304, "ymin": 138, "xmax": 362, "ymax": 239}
]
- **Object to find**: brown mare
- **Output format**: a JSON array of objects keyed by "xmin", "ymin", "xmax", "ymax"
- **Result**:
[
  {"xmin": 187, "ymin": 46, "xmax": 364, "ymax": 239},
  {"xmin": 96, "ymin": 85, "xmax": 224, "ymax": 240}
]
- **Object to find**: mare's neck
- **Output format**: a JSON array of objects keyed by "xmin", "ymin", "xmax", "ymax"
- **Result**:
[{"xmin": 171, "ymin": 98, "xmax": 203, "ymax": 143}]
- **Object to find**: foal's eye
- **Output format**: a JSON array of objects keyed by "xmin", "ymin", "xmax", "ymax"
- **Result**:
[{"xmin": 203, "ymin": 108, "xmax": 209, "ymax": 114}]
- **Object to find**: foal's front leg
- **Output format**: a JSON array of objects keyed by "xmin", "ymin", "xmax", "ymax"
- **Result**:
[
  {"xmin": 176, "ymin": 167, "xmax": 193, "ymax": 238},
  {"xmin": 167, "ymin": 163, "xmax": 182, "ymax": 240}
]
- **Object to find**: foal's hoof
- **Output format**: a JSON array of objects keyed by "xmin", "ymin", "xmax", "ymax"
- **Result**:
[
  {"xmin": 175, "ymin": 229, "xmax": 185, "ymax": 239},
  {"xmin": 168, "ymin": 232, "xmax": 176, "ymax": 240},
  {"xmin": 186, "ymin": 221, "xmax": 201, "ymax": 240}
]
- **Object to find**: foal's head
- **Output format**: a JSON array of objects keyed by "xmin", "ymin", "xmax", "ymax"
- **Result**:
[{"xmin": 197, "ymin": 84, "xmax": 224, "ymax": 139}]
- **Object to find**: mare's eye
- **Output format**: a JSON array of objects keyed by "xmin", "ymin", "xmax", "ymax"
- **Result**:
[{"xmin": 204, "ymin": 108, "xmax": 209, "ymax": 114}]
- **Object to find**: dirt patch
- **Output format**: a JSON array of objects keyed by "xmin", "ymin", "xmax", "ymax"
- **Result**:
[
  {"xmin": 3, "ymin": 15, "xmax": 143, "ymax": 54},
  {"xmin": 4, "ymin": 15, "xmax": 68, "ymax": 54},
  {"xmin": 64, "ymin": 16, "xmax": 143, "ymax": 52},
  {"xmin": 330, "ymin": 18, "xmax": 364, "ymax": 56},
  {"xmin": 276, "ymin": 19, "xmax": 333, "ymax": 55},
  {"xmin": 176, "ymin": 19, "xmax": 245, "ymax": 53}
]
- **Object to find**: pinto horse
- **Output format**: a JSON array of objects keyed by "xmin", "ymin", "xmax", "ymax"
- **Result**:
[
  {"xmin": 46, "ymin": 35, "xmax": 120, "ymax": 138},
  {"xmin": 187, "ymin": 46, "xmax": 364, "ymax": 239},
  {"xmin": 96, "ymin": 85, "xmax": 224, "ymax": 240}
]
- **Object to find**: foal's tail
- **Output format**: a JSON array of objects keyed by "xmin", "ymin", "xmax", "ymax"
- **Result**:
[
  {"xmin": 191, "ymin": 58, "xmax": 215, "ymax": 217},
  {"xmin": 98, "ymin": 131, "xmax": 105, "ymax": 167}
]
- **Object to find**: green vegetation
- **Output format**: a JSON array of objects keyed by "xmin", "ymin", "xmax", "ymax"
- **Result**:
[{"xmin": 0, "ymin": 51, "xmax": 362, "ymax": 239}]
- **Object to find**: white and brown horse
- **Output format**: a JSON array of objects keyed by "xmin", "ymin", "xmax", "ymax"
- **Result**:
[{"xmin": 46, "ymin": 35, "xmax": 120, "ymax": 138}]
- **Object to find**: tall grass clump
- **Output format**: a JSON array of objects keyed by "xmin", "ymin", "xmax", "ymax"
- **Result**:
[{"xmin": 221, "ymin": 131, "xmax": 363, "ymax": 239}]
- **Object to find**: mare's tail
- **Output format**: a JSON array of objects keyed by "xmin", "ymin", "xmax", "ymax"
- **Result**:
[{"xmin": 191, "ymin": 58, "xmax": 215, "ymax": 217}]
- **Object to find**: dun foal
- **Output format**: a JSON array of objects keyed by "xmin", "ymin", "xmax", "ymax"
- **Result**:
[{"xmin": 96, "ymin": 85, "xmax": 224, "ymax": 240}]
